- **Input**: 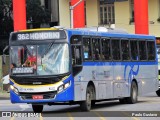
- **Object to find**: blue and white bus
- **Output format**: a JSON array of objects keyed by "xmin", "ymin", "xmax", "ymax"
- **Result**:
[{"xmin": 4, "ymin": 27, "xmax": 159, "ymax": 112}]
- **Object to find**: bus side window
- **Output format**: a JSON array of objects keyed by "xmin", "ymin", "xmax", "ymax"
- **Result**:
[
  {"xmin": 83, "ymin": 38, "xmax": 92, "ymax": 60},
  {"xmin": 112, "ymin": 39, "xmax": 121, "ymax": 60},
  {"xmin": 130, "ymin": 40, "xmax": 139, "ymax": 61},
  {"xmin": 121, "ymin": 40, "xmax": 130, "ymax": 60},
  {"xmin": 147, "ymin": 41, "xmax": 155, "ymax": 60},
  {"xmin": 71, "ymin": 46, "xmax": 82, "ymax": 65},
  {"xmin": 101, "ymin": 38, "xmax": 111, "ymax": 60},
  {"xmin": 92, "ymin": 38, "xmax": 101, "ymax": 61},
  {"xmin": 139, "ymin": 41, "xmax": 147, "ymax": 60}
]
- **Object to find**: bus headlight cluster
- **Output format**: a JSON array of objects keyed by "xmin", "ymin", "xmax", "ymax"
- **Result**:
[
  {"xmin": 57, "ymin": 81, "xmax": 71, "ymax": 93},
  {"xmin": 12, "ymin": 67, "xmax": 33, "ymax": 74},
  {"xmin": 10, "ymin": 85, "xmax": 19, "ymax": 94}
]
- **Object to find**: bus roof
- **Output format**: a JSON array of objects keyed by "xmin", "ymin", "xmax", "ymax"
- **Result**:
[
  {"xmin": 66, "ymin": 28, "xmax": 155, "ymax": 40},
  {"xmin": 12, "ymin": 27, "xmax": 155, "ymax": 40}
]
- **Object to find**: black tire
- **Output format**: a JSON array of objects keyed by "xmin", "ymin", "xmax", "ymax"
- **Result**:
[
  {"xmin": 119, "ymin": 98, "xmax": 127, "ymax": 104},
  {"xmin": 32, "ymin": 104, "xmax": 43, "ymax": 113},
  {"xmin": 156, "ymin": 89, "xmax": 160, "ymax": 97},
  {"xmin": 80, "ymin": 85, "xmax": 95, "ymax": 111},
  {"xmin": 126, "ymin": 81, "xmax": 138, "ymax": 104}
]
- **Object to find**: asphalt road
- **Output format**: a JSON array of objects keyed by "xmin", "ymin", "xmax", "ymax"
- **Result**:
[{"xmin": 0, "ymin": 92, "xmax": 160, "ymax": 120}]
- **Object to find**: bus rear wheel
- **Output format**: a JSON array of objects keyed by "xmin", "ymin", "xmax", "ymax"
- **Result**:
[
  {"xmin": 32, "ymin": 104, "xmax": 43, "ymax": 113},
  {"xmin": 156, "ymin": 89, "xmax": 160, "ymax": 96},
  {"xmin": 126, "ymin": 81, "xmax": 138, "ymax": 104},
  {"xmin": 80, "ymin": 85, "xmax": 95, "ymax": 111}
]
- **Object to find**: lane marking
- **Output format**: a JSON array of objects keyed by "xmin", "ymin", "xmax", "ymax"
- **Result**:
[
  {"xmin": 67, "ymin": 112, "xmax": 74, "ymax": 120},
  {"xmin": 93, "ymin": 111, "xmax": 106, "ymax": 120},
  {"xmin": 40, "ymin": 113, "xmax": 43, "ymax": 120},
  {"xmin": 10, "ymin": 116, "xmax": 14, "ymax": 120},
  {"xmin": 19, "ymin": 104, "xmax": 30, "ymax": 111}
]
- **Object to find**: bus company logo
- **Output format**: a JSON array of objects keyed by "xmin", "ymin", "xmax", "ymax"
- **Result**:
[
  {"xmin": 19, "ymin": 88, "xmax": 34, "ymax": 92},
  {"xmin": 2, "ymin": 112, "xmax": 12, "ymax": 117}
]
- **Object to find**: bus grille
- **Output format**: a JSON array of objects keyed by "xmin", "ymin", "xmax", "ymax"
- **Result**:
[
  {"xmin": 11, "ymin": 77, "xmax": 61, "ymax": 85},
  {"xmin": 19, "ymin": 91, "xmax": 57, "ymax": 100}
]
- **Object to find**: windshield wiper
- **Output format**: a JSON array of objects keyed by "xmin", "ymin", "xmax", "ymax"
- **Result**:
[{"xmin": 42, "ymin": 41, "xmax": 55, "ymax": 57}]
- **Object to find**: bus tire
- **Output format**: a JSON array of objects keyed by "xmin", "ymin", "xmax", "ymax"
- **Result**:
[
  {"xmin": 80, "ymin": 85, "xmax": 94, "ymax": 111},
  {"xmin": 119, "ymin": 98, "xmax": 127, "ymax": 104},
  {"xmin": 156, "ymin": 89, "xmax": 160, "ymax": 96},
  {"xmin": 32, "ymin": 104, "xmax": 43, "ymax": 113},
  {"xmin": 126, "ymin": 81, "xmax": 138, "ymax": 104}
]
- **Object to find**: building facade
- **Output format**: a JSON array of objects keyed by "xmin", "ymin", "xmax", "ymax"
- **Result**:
[{"xmin": 55, "ymin": 0, "xmax": 160, "ymax": 37}]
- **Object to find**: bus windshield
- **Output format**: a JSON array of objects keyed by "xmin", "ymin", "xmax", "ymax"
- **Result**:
[{"xmin": 10, "ymin": 43, "xmax": 70, "ymax": 76}]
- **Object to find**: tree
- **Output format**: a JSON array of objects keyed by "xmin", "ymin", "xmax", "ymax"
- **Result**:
[
  {"xmin": 0, "ymin": 0, "xmax": 51, "ymax": 34},
  {"xmin": 26, "ymin": 0, "xmax": 51, "ymax": 28},
  {"xmin": 0, "ymin": 0, "xmax": 13, "ymax": 36}
]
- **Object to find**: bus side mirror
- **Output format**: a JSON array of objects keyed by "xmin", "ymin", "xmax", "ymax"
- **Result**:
[{"xmin": 3, "ymin": 45, "xmax": 9, "ymax": 65}]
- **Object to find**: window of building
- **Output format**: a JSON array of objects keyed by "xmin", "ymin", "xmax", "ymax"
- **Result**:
[
  {"xmin": 112, "ymin": 39, "xmax": 121, "ymax": 60},
  {"xmin": 130, "ymin": 40, "xmax": 139, "ymax": 61},
  {"xmin": 101, "ymin": 38, "xmax": 111, "ymax": 60},
  {"xmin": 99, "ymin": 1, "xmax": 115, "ymax": 25},
  {"xmin": 139, "ymin": 41, "xmax": 147, "ymax": 60},
  {"xmin": 147, "ymin": 41, "xmax": 155, "ymax": 60},
  {"xmin": 45, "ymin": 0, "xmax": 51, "ymax": 10},
  {"xmin": 121, "ymin": 40, "xmax": 130, "ymax": 60},
  {"xmin": 130, "ymin": 0, "xmax": 134, "ymax": 23}
]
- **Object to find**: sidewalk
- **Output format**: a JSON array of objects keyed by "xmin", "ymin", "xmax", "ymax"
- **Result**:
[{"xmin": 0, "ymin": 92, "xmax": 10, "ymax": 100}]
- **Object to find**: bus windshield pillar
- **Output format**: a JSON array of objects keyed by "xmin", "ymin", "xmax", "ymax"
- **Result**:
[
  {"xmin": 13, "ymin": 0, "xmax": 27, "ymax": 31},
  {"xmin": 134, "ymin": 0, "xmax": 148, "ymax": 34},
  {"xmin": 71, "ymin": 0, "xmax": 85, "ymax": 28}
]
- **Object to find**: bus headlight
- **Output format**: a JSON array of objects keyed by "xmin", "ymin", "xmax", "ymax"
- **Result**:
[
  {"xmin": 10, "ymin": 85, "xmax": 19, "ymax": 95},
  {"xmin": 57, "ymin": 81, "xmax": 71, "ymax": 93}
]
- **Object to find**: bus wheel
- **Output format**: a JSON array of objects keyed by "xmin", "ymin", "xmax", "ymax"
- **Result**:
[
  {"xmin": 32, "ymin": 104, "xmax": 43, "ymax": 113},
  {"xmin": 119, "ymin": 98, "xmax": 127, "ymax": 104},
  {"xmin": 156, "ymin": 89, "xmax": 160, "ymax": 96},
  {"xmin": 126, "ymin": 81, "xmax": 138, "ymax": 104},
  {"xmin": 80, "ymin": 85, "xmax": 94, "ymax": 111}
]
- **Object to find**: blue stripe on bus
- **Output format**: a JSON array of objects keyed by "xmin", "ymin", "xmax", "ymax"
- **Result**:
[
  {"xmin": 82, "ymin": 61, "xmax": 157, "ymax": 66},
  {"xmin": 67, "ymin": 30, "xmax": 156, "ymax": 40}
]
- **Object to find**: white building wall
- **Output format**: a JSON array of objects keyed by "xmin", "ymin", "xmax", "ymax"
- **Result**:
[
  {"xmin": 86, "ymin": 0, "xmax": 99, "ymax": 27},
  {"xmin": 114, "ymin": 1, "xmax": 134, "ymax": 33},
  {"xmin": 59, "ymin": 0, "xmax": 70, "ymax": 28}
]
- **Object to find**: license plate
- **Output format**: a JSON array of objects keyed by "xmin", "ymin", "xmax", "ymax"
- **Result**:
[{"xmin": 32, "ymin": 95, "xmax": 43, "ymax": 99}]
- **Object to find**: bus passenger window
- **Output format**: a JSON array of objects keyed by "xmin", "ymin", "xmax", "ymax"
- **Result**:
[
  {"xmin": 147, "ymin": 41, "xmax": 155, "ymax": 60},
  {"xmin": 130, "ymin": 40, "xmax": 139, "ymax": 61},
  {"xmin": 101, "ymin": 38, "xmax": 111, "ymax": 60},
  {"xmin": 121, "ymin": 40, "xmax": 130, "ymax": 60},
  {"xmin": 71, "ymin": 46, "xmax": 82, "ymax": 65},
  {"xmin": 92, "ymin": 38, "xmax": 101, "ymax": 60},
  {"xmin": 112, "ymin": 39, "xmax": 121, "ymax": 60},
  {"xmin": 83, "ymin": 38, "xmax": 92, "ymax": 60},
  {"xmin": 139, "ymin": 41, "xmax": 147, "ymax": 60}
]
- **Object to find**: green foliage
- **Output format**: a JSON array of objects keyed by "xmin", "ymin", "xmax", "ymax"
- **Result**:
[
  {"xmin": 26, "ymin": 0, "xmax": 51, "ymax": 24},
  {"xmin": 0, "ymin": 0, "xmax": 13, "ymax": 36},
  {"xmin": 0, "ymin": 0, "xmax": 51, "ymax": 36}
]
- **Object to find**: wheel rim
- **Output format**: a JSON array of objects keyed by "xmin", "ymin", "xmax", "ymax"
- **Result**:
[
  {"xmin": 86, "ymin": 89, "xmax": 91, "ymax": 108},
  {"xmin": 132, "ymin": 84, "xmax": 137, "ymax": 101}
]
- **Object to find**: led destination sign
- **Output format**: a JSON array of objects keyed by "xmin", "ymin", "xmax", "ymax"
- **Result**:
[
  {"xmin": 11, "ymin": 31, "xmax": 66, "ymax": 41},
  {"xmin": 17, "ymin": 32, "xmax": 60, "ymax": 40}
]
